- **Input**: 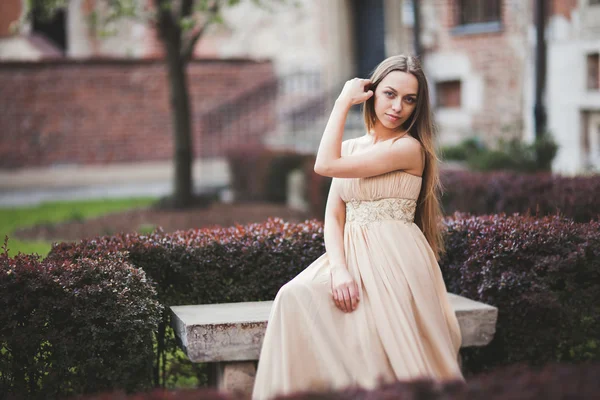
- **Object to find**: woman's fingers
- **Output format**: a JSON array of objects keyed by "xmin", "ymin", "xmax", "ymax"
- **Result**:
[
  {"xmin": 349, "ymin": 284, "xmax": 359, "ymax": 311},
  {"xmin": 346, "ymin": 287, "xmax": 355, "ymax": 311},
  {"xmin": 337, "ymin": 288, "xmax": 345, "ymax": 312},
  {"xmin": 342, "ymin": 287, "xmax": 353, "ymax": 312},
  {"xmin": 339, "ymin": 78, "xmax": 374, "ymax": 106},
  {"xmin": 336, "ymin": 289, "xmax": 344, "ymax": 312},
  {"xmin": 333, "ymin": 289, "xmax": 341, "ymax": 310},
  {"xmin": 330, "ymin": 270, "xmax": 362, "ymax": 312}
]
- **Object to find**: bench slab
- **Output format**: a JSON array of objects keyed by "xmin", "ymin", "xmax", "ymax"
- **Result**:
[{"xmin": 171, "ymin": 293, "xmax": 498, "ymax": 363}]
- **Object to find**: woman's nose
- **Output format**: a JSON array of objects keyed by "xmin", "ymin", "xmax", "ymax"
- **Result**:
[{"xmin": 392, "ymin": 99, "xmax": 402, "ymax": 112}]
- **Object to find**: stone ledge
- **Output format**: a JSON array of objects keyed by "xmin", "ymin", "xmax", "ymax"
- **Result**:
[{"xmin": 171, "ymin": 293, "xmax": 498, "ymax": 363}]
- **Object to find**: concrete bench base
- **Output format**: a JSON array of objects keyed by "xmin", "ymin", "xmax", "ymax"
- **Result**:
[
  {"xmin": 172, "ymin": 293, "xmax": 497, "ymax": 396},
  {"xmin": 208, "ymin": 361, "xmax": 257, "ymax": 394}
]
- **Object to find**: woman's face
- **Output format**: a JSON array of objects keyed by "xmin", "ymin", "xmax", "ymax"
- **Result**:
[{"xmin": 373, "ymin": 70, "xmax": 419, "ymax": 131}]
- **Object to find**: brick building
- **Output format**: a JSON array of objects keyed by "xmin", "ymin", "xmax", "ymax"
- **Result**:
[
  {"xmin": 420, "ymin": 0, "xmax": 600, "ymax": 174},
  {"xmin": 1, "ymin": 0, "xmax": 600, "ymax": 173}
]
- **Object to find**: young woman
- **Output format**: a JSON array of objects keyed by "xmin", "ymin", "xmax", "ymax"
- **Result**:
[{"xmin": 252, "ymin": 55, "xmax": 463, "ymax": 399}]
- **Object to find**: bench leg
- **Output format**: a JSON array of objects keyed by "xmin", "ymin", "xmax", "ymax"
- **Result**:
[{"xmin": 209, "ymin": 361, "xmax": 257, "ymax": 395}]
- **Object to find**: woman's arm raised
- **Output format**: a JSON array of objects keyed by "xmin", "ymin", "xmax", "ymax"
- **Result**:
[
  {"xmin": 313, "ymin": 78, "xmax": 422, "ymax": 179},
  {"xmin": 315, "ymin": 137, "xmax": 422, "ymax": 178}
]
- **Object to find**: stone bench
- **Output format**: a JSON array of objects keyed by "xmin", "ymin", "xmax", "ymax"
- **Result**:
[{"xmin": 171, "ymin": 293, "xmax": 498, "ymax": 395}]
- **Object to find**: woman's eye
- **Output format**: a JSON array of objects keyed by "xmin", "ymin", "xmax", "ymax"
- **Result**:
[
  {"xmin": 384, "ymin": 91, "xmax": 394, "ymax": 98},
  {"xmin": 405, "ymin": 97, "xmax": 415, "ymax": 104}
]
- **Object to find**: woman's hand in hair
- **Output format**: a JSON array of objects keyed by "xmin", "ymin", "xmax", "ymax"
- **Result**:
[
  {"xmin": 337, "ymin": 78, "xmax": 373, "ymax": 108},
  {"xmin": 330, "ymin": 265, "xmax": 360, "ymax": 313}
]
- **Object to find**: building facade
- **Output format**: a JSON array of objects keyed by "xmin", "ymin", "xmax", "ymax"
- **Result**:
[{"xmin": 1, "ymin": 0, "xmax": 599, "ymax": 173}]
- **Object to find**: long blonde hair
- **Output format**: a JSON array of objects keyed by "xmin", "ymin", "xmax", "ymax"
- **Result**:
[{"xmin": 362, "ymin": 55, "xmax": 445, "ymax": 259}]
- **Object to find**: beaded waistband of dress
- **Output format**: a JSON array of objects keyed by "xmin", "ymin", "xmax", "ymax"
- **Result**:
[{"xmin": 345, "ymin": 198, "xmax": 416, "ymax": 225}]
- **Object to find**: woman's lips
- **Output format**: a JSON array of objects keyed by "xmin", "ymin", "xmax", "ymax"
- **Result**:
[{"xmin": 386, "ymin": 114, "xmax": 400, "ymax": 122}]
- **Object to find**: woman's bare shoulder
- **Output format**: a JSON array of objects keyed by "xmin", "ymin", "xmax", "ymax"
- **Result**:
[{"xmin": 391, "ymin": 135, "xmax": 423, "ymax": 153}]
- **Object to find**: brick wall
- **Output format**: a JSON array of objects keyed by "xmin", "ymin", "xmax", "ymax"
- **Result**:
[
  {"xmin": 0, "ymin": 58, "xmax": 276, "ymax": 169},
  {"xmin": 430, "ymin": 0, "xmax": 531, "ymax": 141},
  {"xmin": 0, "ymin": 0, "xmax": 21, "ymax": 37}
]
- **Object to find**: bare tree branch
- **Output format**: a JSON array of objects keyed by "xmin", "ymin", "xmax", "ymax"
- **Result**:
[
  {"xmin": 180, "ymin": 1, "xmax": 220, "ymax": 63},
  {"xmin": 181, "ymin": 23, "xmax": 208, "ymax": 63}
]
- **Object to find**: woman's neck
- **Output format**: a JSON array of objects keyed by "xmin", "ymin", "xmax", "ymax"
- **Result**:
[{"xmin": 369, "ymin": 123, "xmax": 408, "ymax": 143}]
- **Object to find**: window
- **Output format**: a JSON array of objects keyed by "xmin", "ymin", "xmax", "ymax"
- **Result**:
[
  {"xmin": 436, "ymin": 80, "xmax": 462, "ymax": 108},
  {"xmin": 452, "ymin": 0, "xmax": 502, "ymax": 35},
  {"xmin": 456, "ymin": 0, "xmax": 501, "ymax": 25},
  {"xmin": 588, "ymin": 53, "xmax": 599, "ymax": 90}
]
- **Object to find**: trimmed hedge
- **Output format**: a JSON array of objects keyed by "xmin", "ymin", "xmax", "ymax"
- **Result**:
[
  {"xmin": 48, "ymin": 220, "xmax": 325, "ymax": 305},
  {"xmin": 0, "ymin": 242, "xmax": 162, "ymax": 399},
  {"xmin": 440, "ymin": 214, "xmax": 600, "ymax": 373},
  {"xmin": 6, "ymin": 212, "xmax": 597, "ymax": 395},
  {"xmin": 77, "ymin": 362, "xmax": 600, "ymax": 399},
  {"xmin": 45, "ymin": 214, "xmax": 600, "ymax": 382},
  {"xmin": 304, "ymin": 169, "xmax": 600, "ymax": 222},
  {"xmin": 47, "ymin": 220, "xmax": 325, "ymax": 388},
  {"xmin": 441, "ymin": 170, "xmax": 600, "ymax": 222}
]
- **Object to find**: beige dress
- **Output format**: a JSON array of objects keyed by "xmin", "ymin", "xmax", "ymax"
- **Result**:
[{"xmin": 252, "ymin": 138, "xmax": 463, "ymax": 400}]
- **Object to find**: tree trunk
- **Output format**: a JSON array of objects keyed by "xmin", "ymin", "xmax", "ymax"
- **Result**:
[
  {"xmin": 534, "ymin": 0, "xmax": 547, "ymax": 139},
  {"xmin": 157, "ymin": 1, "xmax": 194, "ymax": 209},
  {"xmin": 166, "ymin": 48, "xmax": 194, "ymax": 208}
]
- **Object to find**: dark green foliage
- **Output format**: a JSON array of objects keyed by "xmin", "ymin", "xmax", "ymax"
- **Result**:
[
  {"xmin": 441, "ymin": 137, "xmax": 485, "ymax": 161},
  {"xmin": 441, "ymin": 135, "xmax": 558, "ymax": 172},
  {"xmin": 0, "ymin": 240, "xmax": 161, "ymax": 399}
]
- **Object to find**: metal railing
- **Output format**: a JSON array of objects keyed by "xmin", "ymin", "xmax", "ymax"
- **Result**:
[{"xmin": 198, "ymin": 71, "xmax": 365, "ymax": 157}]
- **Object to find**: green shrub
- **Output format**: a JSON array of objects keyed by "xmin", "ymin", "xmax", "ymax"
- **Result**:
[
  {"xmin": 441, "ymin": 134, "xmax": 558, "ymax": 172},
  {"xmin": 534, "ymin": 134, "xmax": 559, "ymax": 171},
  {"xmin": 466, "ymin": 135, "xmax": 558, "ymax": 173},
  {"xmin": 441, "ymin": 137, "xmax": 485, "ymax": 161}
]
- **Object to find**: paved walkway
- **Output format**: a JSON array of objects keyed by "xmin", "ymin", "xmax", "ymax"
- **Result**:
[{"xmin": 0, "ymin": 159, "xmax": 230, "ymax": 208}]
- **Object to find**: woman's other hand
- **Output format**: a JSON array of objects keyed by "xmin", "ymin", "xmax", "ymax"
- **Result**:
[
  {"xmin": 330, "ymin": 265, "xmax": 360, "ymax": 313},
  {"xmin": 337, "ymin": 78, "xmax": 373, "ymax": 108}
]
